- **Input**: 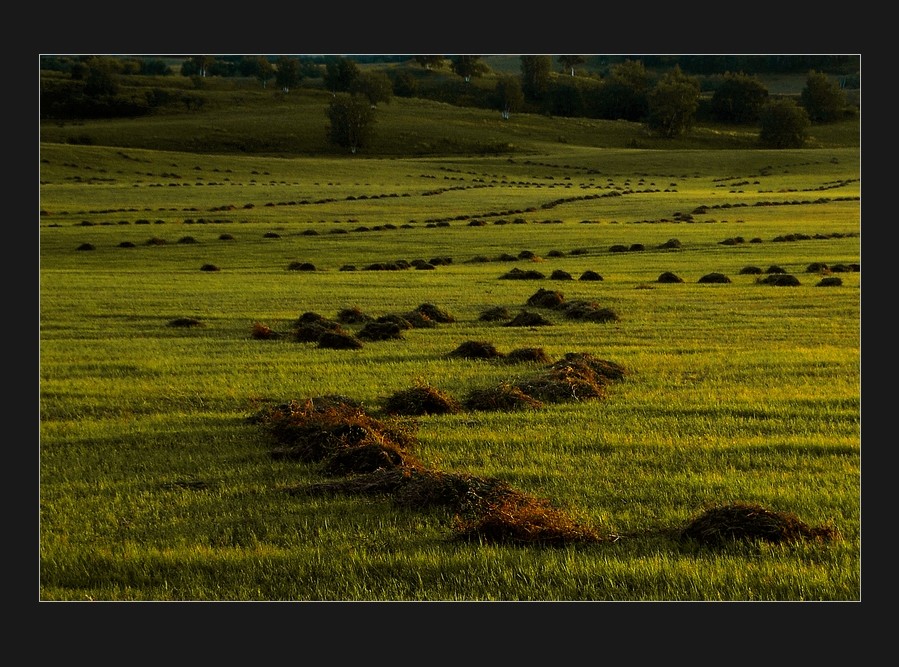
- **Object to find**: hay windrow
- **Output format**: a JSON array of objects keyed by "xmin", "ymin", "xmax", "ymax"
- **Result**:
[{"xmin": 448, "ymin": 340, "xmax": 504, "ymax": 359}]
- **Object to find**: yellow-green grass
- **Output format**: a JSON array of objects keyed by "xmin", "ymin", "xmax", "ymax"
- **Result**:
[{"xmin": 40, "ymin": 132, "xmax": 859, "ymax": 601}]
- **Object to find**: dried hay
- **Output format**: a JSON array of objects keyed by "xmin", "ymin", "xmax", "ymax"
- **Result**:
[
  {"xmin": 448, "ymin": 340, "xmax": 504, "ymax": 360},
  {"xmin": 504, "ymin": 311, "xmax": 553, "ymax": 327},
  {"xmin": 558, "ymin": 300, "xmax": 620, "ymax": 322},
  {"xmin": 657, "ymin": 271, "xmax": 684, "ymax": 283},
  {"xmin": 415, "ymin": 303, "xmax": 455, "ymax": 323},
  {"xmin": 680, "ymin": 502, "xmax": 839, "ymax": 545},
  {"xmin": 464, "ymin": 384, "xmax": 544, "ymax": 411},
  {"xmin": 500, "ymin": 268, "xmax": 546, "ymax": 280},
  {"xmin": 317, "ymin": 330, "xmax": 363, "ymax": 349},
  {"xmin": 167, "ymin": 317, "xmax": 204, "ymax": 328},
  {"xmin": 296, "ymin": 468, "xmax": 602, "ymax": 546},
  {"xmin": 579, "ymin": 270, "xmax": 603, "ymax": 281},
  {"xmin": 383, "ymin": 384, "xmax": 461, "ymax": 416},
  {"xmin": 526, "ymin": 288, "xmax": 565, "ymax": 309},
  {"xmin": 757, "ymin": 274, "xmax": 801, "ymax": 286},
  {"xmin": 255, "ymin": 399, "xmax": 415, "ymax": 463},
  {"xmin": 479, "ymin": 306, "xmax": 512, "ymax": 322},
  {"xmin": 250, "ymin": 322, "xmax": 280, "ymax": 339},
  {"xmin": 698, "ymin": 272, "xmax": 731, "ymax": 284},
  {"xmin": 401, "ymin": 310, "xmax": 438, "ymax": 328},
  {"xmin": 816, "ymin": 276, "xmax": 843, "ymax": 287},
  {"xmin": 357, "ymin": 321, "xmax": 405, "ymax": 341}
]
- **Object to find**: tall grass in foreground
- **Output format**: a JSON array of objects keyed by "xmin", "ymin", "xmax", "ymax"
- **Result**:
[{"xmin": 40, "ymin": 142, "xmax": 860, "ymax": 601}]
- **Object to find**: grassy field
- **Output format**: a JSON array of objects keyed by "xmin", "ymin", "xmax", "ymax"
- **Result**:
[{"xmin": 39, "ymin": 78, "xmax": 861, "ymax": 601}]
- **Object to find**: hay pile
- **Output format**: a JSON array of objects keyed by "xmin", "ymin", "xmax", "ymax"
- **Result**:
[{"xmin": 680, "ymin": 502, "xmax": 839, "ymax": 545}]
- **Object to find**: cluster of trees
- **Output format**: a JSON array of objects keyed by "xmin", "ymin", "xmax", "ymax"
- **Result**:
[{"xmin": 40, "ymin": 55, "xmax": 855, "ymax": 151}]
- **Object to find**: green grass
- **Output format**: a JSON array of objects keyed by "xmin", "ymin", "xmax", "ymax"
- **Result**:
[{"xmin": 39, "ymin": 89, "xmax": 860, "ymax": 601}]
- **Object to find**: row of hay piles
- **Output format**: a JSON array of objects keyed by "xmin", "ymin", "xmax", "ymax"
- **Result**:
[
  {"xmin": 256, "ymin": 396, "xmax": 603, "ymax": 546},
  {"xmin": 523, "ymin": 288, "xmax": 620, "ymax": 323},
  {"xmin": 250, "ymin": 303, "xmax": 457, "ymax": 349}
]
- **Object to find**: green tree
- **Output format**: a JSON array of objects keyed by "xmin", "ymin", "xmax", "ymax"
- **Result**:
[
  {"xmin": 558, "ymin": 55, "xmax": 586, "ymax": 77},
  {"xmin": 414, "ymin": 55, "xmax": 444, "ymax": 70},
  {"xmin": 758, "ymin": 98, "xmax": 810, "ymax": 148},
  {"xmin": 493, "ymin": 75, "xmax": 524, "ymax": 119},
  {"xmin": 252, "ymin": 56, "xmax": 275, "ymax": 89},
  {"xmin": 327, "ymin": 94, "xmax": 376, "ymax": 154},
  {"xmin": 390, "ymin": 70, "xmax": 418, "ymax": 97},
  {"xmin": 351, "ymin": 71, "xmax": 394, "ymax": 107},
  {"xmin": 324, "ymin": 56, "xmax": 360, "ymax": 93},
  {"xmin": 800, "ymin": 70, "xmax": 847, "ymax": 122},
  {"xmin": 520, "ymin": 55, "xmax": 552, "ymax": 101},
  {"xmin": 451, "ymin": 55, "xmax": 487, "ymax": 83},
  {"xmin": 183, "ymin": 55, "xmax": 213, "ymax": 77},
  {"xmin": 591, "ymin": 59, "xmax": 650, "ymax": 120},
  {"xmin": 275, "ymin": 56, "xmax": 300, "ymax": 92},
  {"xmin": 645, "ymin": 66, "xmax": 700, "ymax": 138},
  {"xmin": 710, "ymin": 72, "xmax": 769, "ymax": 123}
]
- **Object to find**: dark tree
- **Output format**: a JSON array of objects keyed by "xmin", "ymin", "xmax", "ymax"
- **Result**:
[
  {"xmin": 558, "ymin": 55, "xmax": 586, "ymax": 76},
  {"xmin": 250, "ymin": 56, "xmax": 274, "ymax": 88},
  {"xmin": 520, "ymin": 55, "xmax": 552, "ymax": 101},
  {"xmin": 350, "ymin": 71, "xmax": 393, "ymax": 107},
  {"xmin": 390, "ymin": 70, "xmax": 418, "ymax": 97},
  {"xmin": 414, "ymin": 55, "xmax": 445, "ymax": 70},
  {"xmin": 645, "ymin": 66, "xmax": 700, "ymax": 138},
  {"xmin": 327, "ymin": 94, "xmax": 376, "ymax": 154},
  {"xmin": 183, "ymin": 55, "xmax": 213, "ymax": 77},
  {"xmin": 758, "ymin": 98, "xmax": 810, "ymax": 148},
  {"xmin": 324, "ymin": 56, "xmax": 361, "ymax": 93},
  {"xmin": 275, "ymin": 56, "xmax": 300, "ymax": 92},
  {"xmin": 493, "ymin": 75, "xmax": 524, "ymax": 119},
  {"xmin": 800, "ymin": 70, "xmax": 848, "ymax": 122},
  {"xmin": 591, "ymin": 59, "xmax": 650, "ymax": 120},
  {"xmin": 710, "ymin": 72, "xmax": 769, "ymax": 123},
  {"xmin": 451, "ymin": 55, "xmax": 487, "ymax": 82}
]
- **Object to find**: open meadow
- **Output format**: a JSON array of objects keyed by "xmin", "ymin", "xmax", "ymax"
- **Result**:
[{"xmin": 39, "ymin": 81, "xmax": 861, "ymax": 601}]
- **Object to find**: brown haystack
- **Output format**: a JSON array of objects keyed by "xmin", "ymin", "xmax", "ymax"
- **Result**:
[
  {"xmin": 357, "ymin": 321, "xmax": 405, "ymax": 341},
  {"xmin": 504, "ymin": 310, "xmax": 553, "ymax": 327},
  {"xmin": 415, "ymin": 303, "xmax": 455, "ymax": 323},
  {"xmin": 401, "ymin": 311, "xmax": 438, "ymax": 328},
  {"xmin": 757, "ymin": 274, "xmax": 801, "ymax": 286},
  {"xmin": 296, "ymin": 467, "xmax": 602, "ymax": 546},
  {"xmin": 383, "ymin": 384, "xmax": 461, "ymax": 416},
  {"xmin": 527, "ymin": 288, "xmax": 565, "ymax": 308},
  {"xmin": 250, "ymin": 322, "xmax": 281, "ymax": 339},
  {"xmin": 558, "ymin": 300, "xmax": 619, "ymax": 322},
  {"xmin": 323, "ymin": 442, "xmax": 420, "ymax": 475},
  {"xmin": 816, "ymin": 276, "xmax": 843, "ymax": 287},
  {"xmin": 479, "ymin": 306, "xmax": 512, "ymax": 322},
  {"xmin": 375, "ymin": 314, "xmax": 413, "ymax": 329},
  {"xmin": 505, "ymin": 347, "xmax": 551, "ymax": 364},
  {"xmin": 500, "ymin": 267, "xmax": 546, "ymax": 280},
  {"xmin": 579, "ymin": 270, "xmax": 603, "ymax": 281},
  {"xmin": 515, "ymin": 365, "xmax": 607, "ymax": 403},
  {"xmin": 698, "ymin": 272, "xmax": 731, "ymax": 284},
  {"xmin": 293, "ymin": 321, "xmax": 344, "ymax": 343},
  {"xmin": 335, "ymin": 307, "xmax": 373, "ymax": 324},
  {"xmin": 657, "ymin": 271, "xmax": 684, "ymax": 283},
  {"xmin": 452, "ymin": 490, "xmax": 602, "ymax": 545},
  {"xmin": 551, "ymin": 352, "xmax": 627, "ymax": 382},
  {"xmin": 167, "ymin": 317, "xmax": 203, "ymax": 328},
  {"xmin": 448, "ymin": 340, "xmax": 504, "ymax": 360},
  {"xmin": 464, "ymin": 384, "xmax": 544, "ymax": 412},
  {"xmin": 680, "ymin": 502, "xmax": 839, "ymax": 545},
  {"xmin": 317, "ymin": 330, "xmax": 363, "ymax": 349},
  {"xmin": 254, "ymin": 399, "xmax": 416, "ymax": 464}
]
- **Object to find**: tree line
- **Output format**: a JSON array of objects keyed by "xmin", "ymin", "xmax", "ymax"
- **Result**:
[{"xmin": 40, "ymin": 55, "xmax": 858, "ymax": 150}]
